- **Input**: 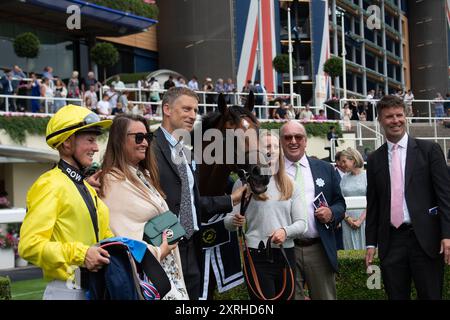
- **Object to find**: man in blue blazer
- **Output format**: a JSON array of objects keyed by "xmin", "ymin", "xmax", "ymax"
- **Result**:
[{"xmin": 280, "ymin": 121, "xmax": 346, "ymax": 300}]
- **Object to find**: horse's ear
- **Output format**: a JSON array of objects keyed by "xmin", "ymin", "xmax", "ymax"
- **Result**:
[
  {"xmin": 218, "ymin": 93, "xmax": 228, "ymax": 114},
  {"xmin": 245, "ymin": 91, "xmax": 255, "ymax": 112}
]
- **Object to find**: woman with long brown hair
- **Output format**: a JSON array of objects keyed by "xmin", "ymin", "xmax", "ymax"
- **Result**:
[
  {"xmin": 99, "ymin": 114, "xmax": 188, "ymax": 299},
  {"xmin": 224, "ymin": 131, "xmax": 308, "ymax": 300}
]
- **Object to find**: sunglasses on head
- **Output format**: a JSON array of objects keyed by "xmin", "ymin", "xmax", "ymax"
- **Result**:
[
  {"xmin": 282, "ymin": 134, "xmax": 304, "ymax": 142},
  {"xmin": 127, "ymin": 132, "xmax": 153, "ymax": 144}
]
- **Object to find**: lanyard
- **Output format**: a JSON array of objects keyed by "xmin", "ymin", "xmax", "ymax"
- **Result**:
[{"xmin": 58, "ymin": 160, "xmax": 99, "ymax": 242}]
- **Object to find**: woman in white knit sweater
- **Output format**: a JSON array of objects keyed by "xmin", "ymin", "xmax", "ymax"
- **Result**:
[
  {"xmin": 224, "ymin": 132, "xmax": 308, "ymax": 300},
  {"xmin": 99, "ymin": 114, "xmax": 188, "ymax": 300}
]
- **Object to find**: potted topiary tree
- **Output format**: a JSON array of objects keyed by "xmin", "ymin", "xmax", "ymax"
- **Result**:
[
  {"xmin": 13, "ymin": 32, "xmax": 40, "ymax": 75},
  {"xmin": 90, "ymin": 42, "xmax": 119, "ymax": 82},
  {"xmin": 272, "ymin": 54, "xmax": 296, "ymax": 93},
  {"xmin": 323, "ymin": 56, "xmax": 343, "ymax": 97}
]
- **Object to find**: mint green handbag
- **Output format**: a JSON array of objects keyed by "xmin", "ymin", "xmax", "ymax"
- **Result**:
[{"xmin": 143, "ymin": 210, "xmax": 186, "ymax": 247}]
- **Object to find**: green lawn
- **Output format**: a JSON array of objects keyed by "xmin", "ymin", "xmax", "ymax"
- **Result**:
[{"xmin": 10, "ymin": 278, "xmax": 46, "ymax": 300}]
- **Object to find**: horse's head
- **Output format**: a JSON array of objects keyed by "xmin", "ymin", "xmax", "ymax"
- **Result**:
[
  {"xmin": 218, "ymin": 92, "xmax": 270, "ymax": 194},
  {"xmin": 199, "ymin": 91, "xmax": 270, "ymax": 195}
]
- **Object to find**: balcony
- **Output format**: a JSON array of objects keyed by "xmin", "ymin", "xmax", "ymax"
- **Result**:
[
  {"xmin": 282, "ymin": 62, "xmax": 312, "ymax": 81},
  {"xmin": 280, "ymin": 18, "xmax": 310, "ymax": 41}
]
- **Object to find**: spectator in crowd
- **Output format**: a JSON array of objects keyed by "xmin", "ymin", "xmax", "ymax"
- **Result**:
[
  {"xmin": 53, "ymin": 78, "xmax": 67, "ymax": 112},
  {"xmin": 106, "ymin": 85, "xmax": 118, "ymax": 110},
  {"xmin": 177, "ymin": 77, "xmax": 188, "ymax": 88},
  {"xmin": 327, "ymin": 126, "xmax": 339, "ymax": 148},
  {"xmin": 42, "ymin": 66, "xmax": 55, "ymax": 89},
  {"xmin": 0, "ymin": 191, "xmax": 11, "ymax": 209},
  {"xmin": 404, "ymin": 89, "xmax": 414, "ymax": 117},
  {"xmin": 148, "ymin": 77, "xmax": 161, "ymax": 115},
  {"xmin": 334, "ymin": 151, "xmax": 345, "ymax": 178},
  {"xmin": 286, "ymin": 104, "xmax": 297, "ymax": 120},
  {"xmin": 342, "ymin": 104, "xmax": 352, "ymax": 131},
  {"xmin": 253, "ymin": 80, "xmax": 265, "ymax": 118},
  {"xmin": 214, "ymin": 78, "xmax": 225, "ymax": 104},
  {"xmin": 84, "ymin": 84, "xmax": 98, "ymax": 110},
  {"xmin": 433, "ymin": 92, "xmax": 445, "ymax": 118},
  {"xmin": 67, "ymin": 71, "xmax": 81, "ymax": 106},
  {"xmin": 40, "ymin": 77, "xmax": 54, "ymax": 113},
  {"xmin": 315, "ymin": 109, "xmax": 327, "ymax": 121},
  {"xmin": 11, "ymin": 65, "xmax": 26, "ymax": 94},
  {"xmin": 118, "ymin": 91, "xmax": 129, "ymax": 111},
  {"xmin": 359, "ymin": 111, "xmax": 367, "ymax": 121},
  {"xmin": 241, "ymin": 79, "xmax": 254, "ymax": 106},
  {"xmin": 366, "ymin": 89, "xmax": 376, "ymax": 121},
  {"xmin": 349, "ymin": 98, "xmax": 359, "ymax": 120},
  {"xmin": 280, "ymin": 121, "xmax": 345, "ymax": 300},
  {"xmin": 111, "ymin": 101, "xmax": 125, "ymax": 115},
  {"xmin": 339, "ymin": 147, "xmax": 367, "ymax": 250},
  {"xmin": 203, "ymin": 77, "xmax": 215, "ymax": 112},
  {"xmin": 28, "ymin": 72, "xmax": 41, "ymax": 113},
  {"xmin": 81, "ymin": 71, "xmax": 100, "ymax": 93},
  {"xmin": 152, "ymin": 87, "xmax": 246, "ymax": 299},
  {"xmin": 164, "ymin": 75, "xmax": 175, "ymax": 90},
  {"xmin": 1, "ymin": 72, "xmax": 15, "ymax": 110},
  {"xmin": 365, "ymin": 95, "xmax": 450, "ymax": 300},
  {"xmin": 84, "ymin": 96, "xmax": 94, "ymax": 112},
  {"xmin": 19, "ymin": 105, "xmax": 113, "ymax": 300},
  {"xmin": 299, "ymin": 105, "xmax": 314, "ymax": 121},
  {"xmin": 97, "ymin": 93, "xmax": 111, "ymax": 116},
  {"xmin": 225, "ymin": 131, "xmax": 307, "ymax": 300},
  {"xmin": 224, "ymin": 78, "xmax": 236, "ymax": 104},
  {"xmin": 188, "ymin": 76, "xmax": 199, "ymax": 91},
  {"xmin": 99, "ymin": 114, "xmax": 189, "ymax": 300},
  {"xmin": 274, "ymin": 101, "xmax": 288, "ymax": 120},
  {"xmin": 445, "ymin": 93, "xmax": 450, "ymax": 114},
  {"xmin": 112, "ymin": 75, "xmax": 125, "ymax": 90}
]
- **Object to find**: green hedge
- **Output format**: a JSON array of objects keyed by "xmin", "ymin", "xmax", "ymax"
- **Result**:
[
  {"xmin": 215, "ymin": 250, "xmax": 450, "ymax": 300},
  {"xmin": 0, "ymin": 276, "xmax": 11, "ymax": 300},
  {"xmin": 260, "ymin": 121, "xmax": 342, "ymax": 138},
  {"xmin": 0, "ymin": 116, "xmax": 50, "ymax": 144},
  {"xmin": 0, "ymin": 117, "xmax": 340, "ymax": 144}
]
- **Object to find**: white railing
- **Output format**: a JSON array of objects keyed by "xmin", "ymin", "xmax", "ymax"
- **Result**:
[
  {"xmin": 356, "ymin": 121, "xmax": 384, "ymax": 149},
  {"xmin": 340, "ymin": 98, "xmax": 449, "ymax": 125},
  {"xmin": 329, "ymin": 137, "xmax": 379, "ymax": 162},
  {"xmin": 0, "ymin": 94, "xmax": 83, "ymax": 113},
  {"xmin": 0, "ymin": 208, "xmax": 26, "ymax": 223}
]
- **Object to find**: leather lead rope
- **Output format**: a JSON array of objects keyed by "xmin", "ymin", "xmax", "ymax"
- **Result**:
[{"xmin": 237, "ymin": 190, "xmax": 295, "ymax": 300}]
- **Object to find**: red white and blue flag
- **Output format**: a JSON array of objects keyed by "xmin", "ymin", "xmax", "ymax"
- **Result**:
[
  {"xmin": 236, "ymin": 0, "xmax": 279, "ymax": 94},
  {"xmin": 311, "ymin": 0, "xmax": 332, "ymax": 106}
]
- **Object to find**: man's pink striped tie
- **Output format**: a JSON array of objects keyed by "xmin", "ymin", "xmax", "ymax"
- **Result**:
[{"xmin": 390, "ymin": 144, "xmax": 403, "ymax": 228}]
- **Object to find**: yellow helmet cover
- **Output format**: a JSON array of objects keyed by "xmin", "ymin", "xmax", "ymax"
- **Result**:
[{"xmin": 46, "ymin": 105, "xmax": 112, "ymax": 149}]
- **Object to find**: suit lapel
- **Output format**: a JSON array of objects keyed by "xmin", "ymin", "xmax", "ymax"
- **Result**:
[
  {"xmin": 155, "ymin": 127, "xmax": 180, "ymax": 177},
  {"xmin": 404, "ymin": 137, "xmax": 417, "ymax": 190},
  {"xmin": 307, "ymin": 157, "xmax": 320, "ymax": 197}
]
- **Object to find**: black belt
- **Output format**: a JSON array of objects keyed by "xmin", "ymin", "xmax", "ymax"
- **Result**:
[
  {"xmin": 294, "ymin": 237, "xmax": 321, "ymax": 247},
  {"xmin": 391, "ymin": 223, "xmax": 413, "ymax": 232}
]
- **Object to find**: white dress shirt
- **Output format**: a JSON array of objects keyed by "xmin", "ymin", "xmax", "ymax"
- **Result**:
[{"xmin": 285, "ymin": 155, "xmax": 319, "ymax": 238}]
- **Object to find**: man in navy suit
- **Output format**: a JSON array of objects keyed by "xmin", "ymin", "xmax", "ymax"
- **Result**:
[
  {"xmin": 280, "ymin": 121, "xmax": 346, "ymax": 300},
  {"xmin": 365, "ymin": 95, "xmax": 450, "ymax": 299}
]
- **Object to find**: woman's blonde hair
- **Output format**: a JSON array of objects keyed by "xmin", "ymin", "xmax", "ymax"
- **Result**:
[
  {"xmin": 254, "ymin": 131, "xmax": 293, "ymax": 201},
  {"xmin": 341, "ymin": 147, "xmax": 364, "ymax": 169}
]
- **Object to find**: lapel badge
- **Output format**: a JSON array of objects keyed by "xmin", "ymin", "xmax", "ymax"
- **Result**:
[{"xmin": 315, "ymin": 178, "xmax": 325, "ymax": 188}]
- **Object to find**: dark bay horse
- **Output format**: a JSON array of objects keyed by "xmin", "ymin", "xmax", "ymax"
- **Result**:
[{"xmin": 195, "ymin": 92, "xmax": 270, "ymax": 299}]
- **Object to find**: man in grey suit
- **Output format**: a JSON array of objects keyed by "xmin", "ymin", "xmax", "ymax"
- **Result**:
[
  {"xmin": 280, "ymin": 121, "xmax": 346, "ymax": 300},
  {"xmin": 365, "ymin": 95, "xmax": 450, "ymax": 299}
]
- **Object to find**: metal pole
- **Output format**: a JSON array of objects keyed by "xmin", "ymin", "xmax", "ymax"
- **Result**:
[
  {"xmin": 288, "ymin": 7, "xmax": 294, "ymax": 106},
  {"xmin": 341, "ymin": 13, "xmax": 347, "ymax": 99}
]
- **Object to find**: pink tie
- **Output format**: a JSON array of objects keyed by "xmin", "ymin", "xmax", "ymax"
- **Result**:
[{"xmin": 390, "ymin": 144, "xmax": 403, "ymax": 228}]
